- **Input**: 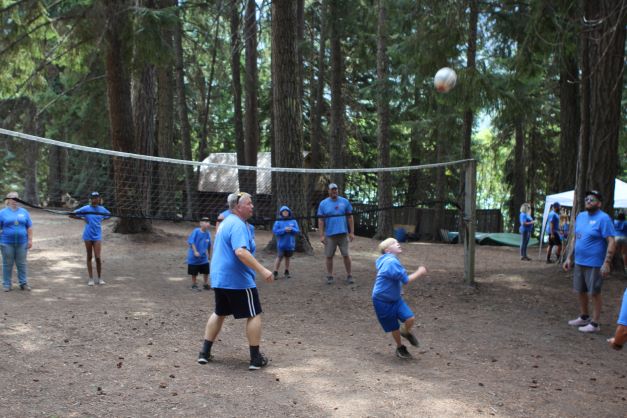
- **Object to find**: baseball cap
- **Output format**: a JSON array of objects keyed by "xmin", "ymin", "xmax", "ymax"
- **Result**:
[
  {"xmin": 90, "ymin": 191, "xmax": 100, "ymax": 198},
  {"xmin": 552, "ymin": 202, "xmax": 560, "ymax": 209},
  {"xmin": 328, "ymin": 183, "xmax": 338, "ymax": 190},
  {"xmin": 585, "ymin": 190, "xmax": 603, "ymax": 201},
  {"xmin": 200, "ymin": 216, "xmax": 210, "ymax": 222}
]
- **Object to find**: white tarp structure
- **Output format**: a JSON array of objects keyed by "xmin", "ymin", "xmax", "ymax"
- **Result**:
[{"xmin": 539, "ymin": 178, "xmax": 627, "ymax": 252}]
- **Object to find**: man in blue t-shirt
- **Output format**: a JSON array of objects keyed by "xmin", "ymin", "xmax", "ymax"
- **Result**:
[
  {"xmin": 545, "ymin": 202, "xmax": 562, "ymax": 263},
  {"xmin": 187, "ymin": 217, "xmax": 211, "ymax": 291},
  {"xmin": 197, "ymin": 192, "xmax": 274, "ymax": 370},
  {"xmin": 563, "ymin": 190, "xmax": 616, "ymax": 333},
  {"xmin": 70, "ymin": 191, "xmax": 111, "ymax": 286},
  {"xmin": 317, "ymin": 183, "xmax": 354, "ymax": 285}
]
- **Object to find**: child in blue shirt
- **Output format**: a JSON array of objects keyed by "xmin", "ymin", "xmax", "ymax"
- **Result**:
[
  {"xmin": 187, "ymin": 217, "xmax": 212, "ymax": 291},
  {"xmin": 272, "ymin": 206, "xmax": 300, "ymax": 279},
  {"xmin": 372, "ymin": 238, "xmax": 428, "ymax": 359}
]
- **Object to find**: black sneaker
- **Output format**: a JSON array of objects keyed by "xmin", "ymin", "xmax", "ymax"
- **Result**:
[
  {"xmin": 395, "ymin": 345, "xmax": 412, "ymax": 359},
  {"xmin": 400, "ymin": 330, "xmax": 419, "ymax": 347},
  {"xmin": 546, "ymin": 259, "xmax": 553, "ymax": 264},
  {"xmin": 203, "ymin": 283, "xmax": 211, "ymax": 290},
  {"xmin": 249, "ymin": 353, "xmax": 268, "ymax": 370},
  {"xmin": 19, "ymin": 284, "xmax": 31, "ymax": 291},
  {"xmin": 284, "ymin": 270, "xmax": 290, "ymax": 279},
  {"xmin": 191, "ymin": 284, "xmax": 201, "ymax": 292},
  {"xmin": 273, "ymin": 271, "xmax": 279, "ymax": 280},
  {"xmin": 197, "ymin": 351, "xmax": 213, "ymax": 364},
  {"xmin": 346, "ymin": 275, "xmax": 354, "ymax": 284},
  {"xmin": 326, "ymin": 276, "xmax": 334, "ymax": 285}
]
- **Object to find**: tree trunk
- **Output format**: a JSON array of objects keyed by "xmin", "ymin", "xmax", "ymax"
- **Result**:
[
  {"xmin": 271, "ymin": 0, "xmax": 312, "ymax": 254},
  {"xmin": 558, "ymin": 43, "xmax": 579, "ymax": 191},
  {"xmin": 406, "ymin": 86, "xmax": 421, "ymax": 208},
  {"xmin": 173, "ymin": 9, "xmax": 195, "ymax": 219},
  {"xmin": 328, "ymin": 0, "xmax": 345, "ymax": 185},
  {"xmin": 242, "ymin": 0, "xmax": 259, "ymax": 194},
  {"xmin": 511, "ymin": 120, "xmax": 525, "ymax": 232},
  {"xmin": 585, "ymin": 0, "xmax": 625, "ymax": 215},
  {"xmin": 104, "ymin": 0, "xmax": 149, "ymax": 233},
  {"xmin": 374, "ymin": 0, "xmax": 392, "ymax": 240},
  {"xmin": 47, "ymin": 142, "xmax": 66, "ymax": 207},
  {"xmin": 231, "ymin": 0, "xmax": 246, "ymax": 189}
]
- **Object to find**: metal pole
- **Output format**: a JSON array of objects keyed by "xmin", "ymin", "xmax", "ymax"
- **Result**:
[{"xmin": 464, "ymin": 160, "xmax": 476, "ymax": 286}]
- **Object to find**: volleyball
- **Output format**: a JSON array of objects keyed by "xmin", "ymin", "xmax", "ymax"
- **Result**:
[{"xmin": 434, "ymin": 67, "xmax": 457, "ymax": 93}]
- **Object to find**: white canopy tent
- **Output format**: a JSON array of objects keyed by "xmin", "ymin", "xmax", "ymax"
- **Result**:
[{"xmin": 539, "ymin": 178, "xmax": 627, "ymax": 254}]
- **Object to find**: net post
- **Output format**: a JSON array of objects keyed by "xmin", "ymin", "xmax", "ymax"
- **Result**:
[{"xmin": 464, "ymin": 159, "xmax": 476, "ymax": 286}]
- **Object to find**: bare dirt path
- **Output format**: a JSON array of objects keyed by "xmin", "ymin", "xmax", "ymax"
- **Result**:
[{"xmin": 1, "ymin": 211, "xmax": 625, "ymax": 417}]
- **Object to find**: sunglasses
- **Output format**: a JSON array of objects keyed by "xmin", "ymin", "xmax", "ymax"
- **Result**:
[
  {"xmin": 236, "ymin": 192, "xmax": 245, "ymax": 204},
  {"xmin": 585, "ymin": 196, "xmax": 599, "ymax": 203}
]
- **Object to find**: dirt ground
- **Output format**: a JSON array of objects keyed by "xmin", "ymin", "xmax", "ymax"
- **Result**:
[{"xmin": 1, "ymin": 211, "xmax": 625, "ymax": 417}]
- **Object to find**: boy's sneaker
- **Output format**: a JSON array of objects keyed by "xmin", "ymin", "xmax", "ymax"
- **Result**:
[
  {"xmin": 96, "ymin": 278, "xmax": 106, "ymax": 285},
  {"xmin": 284, "ymin": 270, "xmax": 291, "ymax": 279},
  {"xmin": 395, "ymin": 345, "xmax": 412, "ymax": 359},
  {"xmin": 400, "ymin": 330, "xmax": 419, "ymax": 347},
  {"xmin": 568, "ymin": 316, "xmax": 590, "ymax": 326},
  {"xmin": 326, "ymin": 276, "xmax": 334, "ymax": 285},
  {"xmin": 578, "ymin": 323, "xmax": 600, "ymax": 333},
  {"xmin": 346, "ymin": 275, "xmax": 354, "ymax": 284},
  {"xmin": 191, "ymin": 284, "xmax": 201, "ymax": 292},
  {"xmin": 3, "ymin": 287, "xmax": 10, "ymax": 292},
  {"xmin": 273, "ymin": 271, "xmax": 279, "ymax": 280},
  {"xmin": 87, "ymin": 279, "xmax": 95, "ymax": 286},
  {"xmin": 249, "ymin": 353, "xmax": 268, "ymax": 370},
  {"xmin": 19, "ymin": 284, "xmax": 32, "ymax": 291},
  {"xmin": 203, "ymin": 283, "xmax": 211, "ymax": 290},
  {"xmin": 197, "ymin": 352, "xmax": 213, "ymax": 364}
]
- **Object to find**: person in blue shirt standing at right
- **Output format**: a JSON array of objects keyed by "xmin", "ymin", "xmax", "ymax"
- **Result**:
[
  {"xmin": 545, "ymin": 202, "xmax": 562, "ymax": 263},
  {"xmin": 563, "ymin": 190, "xmax": 616, "ymax": 333},
  {"xmin": 70, "ymin": 191, "xmax": 111, "ymax": 286},
  {"xmin": 317, "ymin": 183, "xmax": 354, "ymax": 285},
  {"xmin": 272, "ymin": 205, "xmax": 300, "ymax": 279},
  {"xmin": 519, "ymin": 203, "xmax": 534, "ymax": 261},
  {"xmin": 0, "ymin": 191, "xmax": 34, "ymax": 291}
]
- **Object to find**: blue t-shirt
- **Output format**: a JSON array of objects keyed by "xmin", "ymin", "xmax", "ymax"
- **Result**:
[
  {"xmin": 0, "ymin": 207, "xmax": 32, "ymax": 245},
  {"xmin": 187, "ymin": 227, "xmax": 211, "ymax": 265},
  {"xmin": 272, "ymin": 206, "xmax": 300, "ymax": 251},
  {"xmin": 574, "ymin": 210, "xmax": 616, "ymax": 268},
  {"xmin": 519, "ymin": 212, "xmax": 533, "ymax": 233},
  {"xmin": 372, "ymin": 253, "xmax": 409, "ymax": 303},
  {"xmin": 73, "ymin": 205, "xmax": 111, "ymax": 241},
  {"xmin": 210, "ymin": 215, "xmax": 257, "ymax": 289},
  {"xmin": 545, "ymin": 211, "xmax": 560, "ymax": 234},
  {"xmin": 613, "ymin": 220, "xmax": 627, "ymax": 237},
  {"xmin": 317, "ymin": 196, "xmax": 353, "ymax": 236}
]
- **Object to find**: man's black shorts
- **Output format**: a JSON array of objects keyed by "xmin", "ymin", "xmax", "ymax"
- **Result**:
[
  {"xmin": 214, "ymin": 287, "xmax": 262, "ymax": 318},
  {"xmin": 548, "ymin": 232, "xmax": 562, "ymax": 245},
  {"xmin": 188, "ymin": 263, "xmax": 209, "ymax": 276}
]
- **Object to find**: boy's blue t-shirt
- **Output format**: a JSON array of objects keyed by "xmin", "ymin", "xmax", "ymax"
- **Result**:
[
  {"xmin": 317, "ymin": 197, "xmax": 353, "ymax": 236},
  {"xmin": 614, "ymin": 220, "xmax": 627, "ymax": 237},
  {"xmin": 574, "ymin": 210, "xmax": 616, "ymax": 268},
  {"xmin": 187, "ymin": 227, "xmax": 211, "ymax": 265},
  {"xmin": 372, "ymin": 253, "xmax": 409, "ymax": 303},
  {"xmin": 0, "ymin": 207, "xmax": 32, "ymax": 245},
  {"xmin": 74, "ymin": 205, "xmax": 111, "ymax": 241},
  {"xmin": 545, "ymin": 211, "xmax": 559, "ymax": 233},
  {"xmin": 210, "ymin": 215, "xmax": 256, "ymax": 289},
  {"xmin": 519, "ymin": 212, "xmax": 533, "ymax": 233},
  {"xmin": 272, "ymin": 206, "xmax": 300, "ymax": 251}
]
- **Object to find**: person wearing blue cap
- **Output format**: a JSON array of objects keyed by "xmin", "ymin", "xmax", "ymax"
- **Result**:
[
  {"xmin": 545, "ymin": 202, "xmax": 562, "ymax": 263},
  {"xmin": 70, "ymin": 192, "xmax": 111, "ymax": 286}
]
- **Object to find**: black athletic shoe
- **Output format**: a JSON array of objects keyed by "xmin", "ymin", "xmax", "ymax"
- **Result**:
[
  {"xmin": 191, "ymin": 284, "xmax": 201, "ymax": 292},
  {"xmin": 197, "ymin": 351, "xmax": 213, "ymax": 364},
  {"xmin": 400, "ymin": 330, "xmax": 419, "ymax": 347},
  {"xmin": 249, "ymin": 353, "xmax": 268, "ymax": 370},
  {"xmin": 395, "ymin": 345, "xmax": 412, "ymax": 359},
  {"xmin": 203, "ymin": 283, "xmax": 211, "ymax": 290},
  {"xmin": 19, "ymin": 284, "xmax": 31, "ymax": 291}
]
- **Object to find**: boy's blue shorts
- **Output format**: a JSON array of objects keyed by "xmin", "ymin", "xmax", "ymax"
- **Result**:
[
  {"xmin": 372, "ymin": 298, "xmax": 414, "ymax": 333},
  {"xmin": 618, "ymin": 288, "xmax": 627, "ymax": 326}
]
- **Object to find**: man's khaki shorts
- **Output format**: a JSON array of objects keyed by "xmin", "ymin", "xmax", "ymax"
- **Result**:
[{"xmin": 324, "ymin": 234, "xmax": 350, "ymax": 257}]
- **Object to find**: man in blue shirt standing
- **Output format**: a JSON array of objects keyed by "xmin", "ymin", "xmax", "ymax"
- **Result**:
[
  {"xmin": 70, "ymin": 192, "xmax": 111, "ymax": 286},
  {"xmin": 546, "ymin": 202, "xmax": 562, "ymax": 263},
  {"xmin": 197, "ymin": 192, "xmax": 274, "ymax": 370},
  {"xmin": 563, "ymin": 190, "xmax": 616, "ymax": 333},
  {"xmin": 317, "ymin": 183, "xmax": 354, "ymax": 285}
]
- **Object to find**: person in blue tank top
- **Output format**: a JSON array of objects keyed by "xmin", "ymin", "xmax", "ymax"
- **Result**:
[
  {"xmin": 272, "ymin": 205, "xmax": 300, "ymax": 279},
  {"xmin": 613, "ymin": 212, "xmax": 627, "ymax": 273},
  {"xmin": 519, "ymin": 203, "xmax": 534, "ymax": 261},
  {"xmin": 317, "ymin": 183, "xmax": 354, "ymax": 285},
  {"xmin": 187, "ymin": 217, "xmax": 212, "ymax": 291},
  {"xmin": 197, "ymin": 192, "xmax": 274, "ymax": 370},
  {"xmin": 0, "ymin": 191, "xmax": 33, "ymax": 291},
  {"xmin": 70, "ymin": 192, "xmax": 111, "ymax": 286},
  {"xmin": 372, "ymin": 238, "xmax": 428, "ymax": 359},
  {"xmin": 563, "ymin": 190, "xmax": 616, "ymax": 333}
]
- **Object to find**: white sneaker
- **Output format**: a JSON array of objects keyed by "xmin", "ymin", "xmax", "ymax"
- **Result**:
[
  {"xmin": 97, "ymin": 278, "xmax": 106, "ymax": 285},
  {"xmin": 568, "ymin": 316, "xmax": 590, "ymax": 326},
  {"xmin": 578, "ymin": 323, "xmax": 600, "ymax": 333},
  {"xmin": 87, "ymin": 279, "xmax": 95, "ymax": 286}
]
